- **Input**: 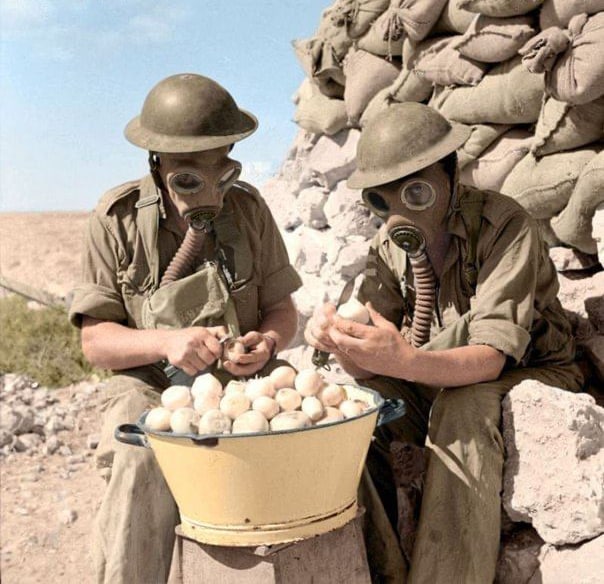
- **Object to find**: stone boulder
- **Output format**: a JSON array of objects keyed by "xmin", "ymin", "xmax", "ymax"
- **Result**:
[{"xmin": 502, "ymin": 380, "xmax": 604, "ymax": 545}]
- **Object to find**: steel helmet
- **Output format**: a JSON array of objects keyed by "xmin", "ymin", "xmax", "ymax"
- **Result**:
[
  {"xmin": 124, "ymin": 73, "xmax": 258, "ymax": 153},
  {"xmin": 347, "ymin": 102, "xmax": 470, "ymax": 189}
]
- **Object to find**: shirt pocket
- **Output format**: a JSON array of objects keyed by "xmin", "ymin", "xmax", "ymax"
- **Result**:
[{"xmin": 229, "ymin": 280, "xmax": 260, "ymax": 334}]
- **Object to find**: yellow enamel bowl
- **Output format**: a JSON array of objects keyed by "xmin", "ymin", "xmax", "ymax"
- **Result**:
[{"xmin": 115, "ymin": 385, "xmax": 404, "ymax": 546}]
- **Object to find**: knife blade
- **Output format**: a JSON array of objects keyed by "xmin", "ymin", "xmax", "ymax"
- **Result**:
[{"xmin": 311, "ymin": 277, "xmax": 357, "ymax": 370}]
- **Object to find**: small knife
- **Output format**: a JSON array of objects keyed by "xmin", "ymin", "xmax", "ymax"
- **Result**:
[{"xmin": 311, "ymin": 277, "xmax": 356, "ymax": 370}]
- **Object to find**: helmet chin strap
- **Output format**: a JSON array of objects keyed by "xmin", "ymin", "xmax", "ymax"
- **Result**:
[
  {"xmin": 387, "ymin": 222, "xmax": 436, "ymax": 348},
  {"xmin": 149, "ymin": 151, "xmax": 166, "ymax": 193}
]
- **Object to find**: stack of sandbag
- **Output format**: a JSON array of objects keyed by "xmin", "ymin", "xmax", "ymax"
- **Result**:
[{"xmin": 291, "ymin": 0, "xmax": 603, "ymax": 256}]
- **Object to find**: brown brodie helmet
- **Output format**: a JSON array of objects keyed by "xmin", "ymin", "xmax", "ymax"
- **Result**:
[
  {"xmin": 124, "ymin": 73, "xmax": 258, "ymax": 153},
  {"xmin": 347, "ymin": 102, "xmax": 470, "ymax": 189}
]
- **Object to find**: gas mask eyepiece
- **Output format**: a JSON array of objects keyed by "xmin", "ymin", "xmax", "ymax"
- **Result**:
[
  {"xmin": 362, "ymin": 179, "xmax": 437, "ymax": 217},
  {"xmin": 168, "ymin": 170, "xmax": 205, "ymax": 196}
]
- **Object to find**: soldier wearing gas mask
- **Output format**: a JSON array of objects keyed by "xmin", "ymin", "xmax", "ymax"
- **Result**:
[
  {"xmin": 69, "ymin": 73, "xmax": 302, "ymax": 584},
  {"xmin": 305, "ymin": 103, "xmax": 583, "ymax": 584}
]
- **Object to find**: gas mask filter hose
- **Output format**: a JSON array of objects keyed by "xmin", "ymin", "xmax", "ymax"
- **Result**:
[
  {"xmin": 159, "ymin": 210, "xmax": 216, "ymax": 287},
  {"xmin": 388, "ymin": 225, "xmax": 436, "ymax": 348}
]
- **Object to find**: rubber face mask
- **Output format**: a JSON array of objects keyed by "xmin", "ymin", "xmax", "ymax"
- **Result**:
[
  {"xmin": 361, "ymin": 163, "xmax": 451, "ymax": 255},
  {"xmin": 158, "ymin": 149, "xmax": 242, "ymax": 222}
]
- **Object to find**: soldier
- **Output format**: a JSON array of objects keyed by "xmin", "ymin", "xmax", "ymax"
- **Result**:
[
  {"xmin": 69, "ymin": 73, "xmax": 302, "ymax": 583},
  {"xmin": 305, "ymin": 102, "xmax": 583, "ymax": 584}
]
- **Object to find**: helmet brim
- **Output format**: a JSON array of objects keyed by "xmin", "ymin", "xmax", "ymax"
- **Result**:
[
  {"xmin": 347, "ymin": 122, "xmax": 471, "ymax": 189},
  {"xmin": 124, "ymin": 109, "xmax": 258, "ymax": 153}
]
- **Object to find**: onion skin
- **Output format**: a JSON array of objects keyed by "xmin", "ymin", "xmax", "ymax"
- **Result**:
[
  {"xmin": 161, "ymin": 385, "xmax": 192, "ymax": 410},
  {"xmin": 294, "ymin": 369, "xmax": 325, "ymax": 397},
  {"xmin": 275, "ymin": 388, "xmax": 302, "ymax": 411},
  {"xmin": 337, "ymin": 298, "xmax": 370, "ymax": 324}
]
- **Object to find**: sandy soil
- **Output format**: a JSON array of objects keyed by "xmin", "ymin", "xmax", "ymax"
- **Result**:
[{"xmin": 1, "ymin": 212, "xmax": 102, "ymax": 584}]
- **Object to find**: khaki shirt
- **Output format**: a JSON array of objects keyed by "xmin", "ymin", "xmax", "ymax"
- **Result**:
[
  {"xmin": 69, "ymin": 175, "xmax": 302, "ymax": 381},
  {"xmin": 358, "ymin": 185, "xmax": 576, "ymax": 368}
]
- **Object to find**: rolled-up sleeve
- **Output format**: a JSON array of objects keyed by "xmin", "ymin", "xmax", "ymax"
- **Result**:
[
  {"xmin": 68, "ymin": 212, "xmax": 127, "ymax": 327},
  {"xmin": 468, "ymin": 212, "xmax": 538, "ymax": 363},
  {"xmin": 257, "ymin": 202, "xmax": 302, "ymax": 310}
]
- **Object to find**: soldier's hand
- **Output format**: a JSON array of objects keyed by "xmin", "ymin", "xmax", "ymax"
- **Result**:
[
  {"xmin": 330, "ymin": 302, "xmax": 415, "ymax": 377},
  {"xmin": 164, "ymin": 326, "xmax": 228, "ymax": 376},
  {"xmin": 222, "ymin": 331, "xmax": 273, "ymax": 377},
  {"xmin": 304, "ymin": 303, "xmax": 339, "ymax": 352}
]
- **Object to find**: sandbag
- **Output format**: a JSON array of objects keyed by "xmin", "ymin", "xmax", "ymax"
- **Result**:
[
  {"xmin": 531, "ymin": 96, "xmax": 604, "ymax": 157},
  {"xmin": 343, "ymin": 48, "xmax": 401, "ymax": 124},
  {"xmin": 429, "ymin": 56, "xmax": 545, "ymax": 124},
  {"xmin": 539, "ymin": 0, "xmax": 604, "ymax": 28},
  {"xmin": 357, "ymin": 8, "xmax": 405, "ymax": 58},
  {"xmin": 411, "ymin": 36, "xmax": 488, "ymax": 86},
  {"xmin": 550, "ymin": 151, "xmax": 604, "ymax": 254},
  {"xmin": 457, "ymin": 0, "xmax": 544, "ymax": 17},
  {"xmin": 294, "ymin": 79, "xmax": 349, "ymax": 136},
  {"xmin": 433, "ymin": 0, "xmax": 477, "ymax": 34},
  {"xmin": 520, "ymin": 12, "xmax": 604, "ymax": 105},
  {"xmin": 457, "ymin": 123, "xmax": 512, "ymax": 168},
  {"xmin": 454, "ymin": 14, "xmax": 536, "ymax": 63},
  {"xmin": 460, "ymin": 128, "xmax": 533, "ymax": 191},
  {"xmin": 500, "ymin": 146, "xmax": 600, "ymax": 219},
  {"xmin": 383, "ymin": 0, "xmax": 450, "ymax": 42},
  {"xmin": 330, "ymin": 0, "xmax": 390, "ymax": 39},
  {"xmin": 293, "ymin": 37, "xmax": 346, "ymax": 99}
]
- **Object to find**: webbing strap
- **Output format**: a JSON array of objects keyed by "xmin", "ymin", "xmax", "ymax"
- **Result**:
[
  {"xmin": 458, "ymin": 190, "xmax": 485, "ymax": 291},
  {"xmin": 135, "ymin": 193, "xmax": 161, "ymax": 291}
]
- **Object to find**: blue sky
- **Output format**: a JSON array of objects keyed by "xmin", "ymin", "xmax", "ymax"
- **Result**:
[{"xmin": 0, "ymin": 0, "xmax": 328, "ymax": 212}]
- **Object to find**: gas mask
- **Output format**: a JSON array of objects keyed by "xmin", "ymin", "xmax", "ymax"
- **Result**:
[
  {"xmin": 150, "ymin": 149, "xmax": 242, "ymax": 287},
  {"xmin": 361, "ymin": 166, "xmax": 452, "ymax": 347}
]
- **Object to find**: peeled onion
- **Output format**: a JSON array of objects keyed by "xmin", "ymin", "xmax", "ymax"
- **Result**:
[
  {"xmin": 245, "ymin": 377, "xmax": 276, "ymax": 401},
  {"xmin": 170, "ymin": 407, "xmax": 199, "ymax": 434},
  {"xmin": 145, "ymin": 407, "xmax": 172, "ymax": 431},
  {"xmin": 316, "ymin": 406, "xmax": 345, "ymax": 425},
  {"xmin": 224, "ymin": 380, "xmax": 246, "ymax": 395},
  {"xmin": 223, "ymin": 339, "xmax": 247, "ymax": 362},
  {"xmin": 275, "ymin": 388, "xmax": 302, "ymax": 411},
  {"xmin": 161, "ymin": 385, "xmax": 192, "ymax": 410},
  {"xmin": 269, "ymin": 365, "xmax": 297, "ymax": 390},
  {"xmin": 270, "ymin": 411, "xmax": 312, "ymax": 431},
  {"xmin": 337, "ymin": 298, "xmax": 370, "ymax": 324},
  {"xmin": 318, "ymin": 383, "xmax": 347, "ymax": 407},
  {"xmin": 220, "ymin": 393, "xmax": 251, "ymax": 420},
  {"xmin": 193, "ymin": 392, "xmax": 221, "ymax": 415},
  {"xmin": 339, "ymin": 399, "xmax": 364, "ymax": 419},
  {"xmin": 294, "ymin": 369, "xmax": 325, "ymax": 397},
  {"xmin": 232, "ymin": 410, "xmax": 270, "ymax": 434},
  {"xmin": 198, "ymin": 409, "xmax": 232, "ymax": 435},
  {"xmin": 301, "ymin": 396, "xmax": 324, "ymax": 422},
  {"xmin": 191, "ymin": 373, "xmax": 223, "ymax": 400},
  {"xmin": 252, "ymin": 396, "xmax": 280, "ymax": 420}
]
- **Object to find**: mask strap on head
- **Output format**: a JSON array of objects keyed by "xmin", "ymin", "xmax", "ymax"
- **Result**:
[{"xmin": 148, "ymin": 151, "xmax": 166, "ymax": 193}]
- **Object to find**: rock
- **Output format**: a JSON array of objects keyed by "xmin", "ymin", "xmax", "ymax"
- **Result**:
[
  {"xmin": 502, "ymin": 380, "xmax": 604, "ymax": 545},
  {"xmin": 43, "ymin": 435, "xmax": 61, "ymax": 455},
  {"xmin": 585, "ymin": 293, "xmax": 604, "ymax": 334},
  {"xmin": 1, "ymin": 406, "xmax": 35, "ymax": 435},
  {"xmin": 558, "ymin": 271, "xmax": 604, "ymax": 341},
  {"xmin": 13, "ymin": 433, "xmax": 42, "ymax": 453},
  {"xmin": 58, "ymin": 508, "xmax": 78, "ymax": 525},
  {"xmin": 0, "ymin": 374, "xmax": 32, "ymax": 395},
  {"xmin": 307, "ymin": 129, "xmax": 360, "ymax": 190},
  {"xmin": 86, "ymin": 434, "xmax": 100, "ymax": 450},
  {"xmin": 528, "ymin": 535, "xmax": 604, "ymax": 584},
  {"xmin": 548, "ymin": 247, "xmax": 600, "ymax": 272},
  {"xmin": 296, "ymin": 186, "xmax": 329, "ymax": 229},
  {"xmin": 324, "ymin": 180, "xmax": 377, "ymax": 239},
  {"xmin": 593, "ymin": 204, "xmax": 604, "ymax": 267}
]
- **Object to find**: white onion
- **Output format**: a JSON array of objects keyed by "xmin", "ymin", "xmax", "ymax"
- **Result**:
[
  {"xmin": 269, "ymin": 365, "xmax": 297, "ymax": 389},
  {"xmin": 252, "ymin": 396, "xmax": 280, "ymax": 420},
  {"xmin": 219, "ymin": 393, "xmax": 251, "ymax": 420},
  {"xmin": 275, "ymin": 388, "xmax": 302, "ymax": 411},
  {"xmin": 198, "ymin": 409, "xmax": 232, "ymax": 435},
  {"xmin": 301, "ymin": 396, "xmax": 324, "ymax": 422},
  {"xmin": 191, "ymin": 373, "xmax": 223, "ymax": 400},
  {"xmin": 318, "ymin": 383, "xmax": 347, "ymax": 407},
  {"xmin": 339, "ymin": 399, "xmax": 364, "ymax": 419},
  {"xmin": 193, "ymin": 392, "xmax": 221, "ymax": 415},
  {"xmin": 170, "ymin": 407, "xmax": 199, "ymax": 434},
  {"xmin": 232, "ymin": 410, "xmax": 269, "ymax": 434},
  {"xmin": 316, "ymin": 406, "xmax": 345, "ymax": 426},
  {"xmin": 145, "ymin": 407, "xmax": 172, "ymax": 431},
  {"xmin": 161, "ymin": 385, "xmax": 192, "ymax": 410},
  {"xmin": 224, "ymin": 380, "xmax": 247, "ymax": 395},
  {"xmin": 270, "ymin": 411, "xmax": 312, "ymax": 431},
  {"xmin": 337, "ymin": 298, "xmax": 370, "ymax": 324},
  {"xmin": 245, "ymin": 377, "xmax": 276, "ymax": 401},
  {"xmin": 294, "ymin": 369, "xmax": 325, "ymax": 397}
]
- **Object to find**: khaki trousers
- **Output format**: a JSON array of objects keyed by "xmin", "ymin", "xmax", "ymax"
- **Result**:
[
  {"xmin": 93, "ymin": 375, "xmax": 179, "ymax": 584},
  {"xmin": 360, "ymin": 363, "xmax": 583, "ymax": 584}
]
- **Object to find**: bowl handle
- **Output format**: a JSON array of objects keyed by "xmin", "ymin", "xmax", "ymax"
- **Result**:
[
  {"xmin": 377, "ymin": 398, "xmax": 406, "ymax": 427},
  {"xmin": 114, "ymin": 424, "xmax": 149, "ymax": 448}
]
